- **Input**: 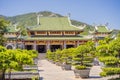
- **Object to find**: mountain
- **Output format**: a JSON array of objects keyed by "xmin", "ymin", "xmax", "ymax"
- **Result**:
[{"xmin": 0, "ymin": 11, "xmax": 94, "ymax": 34}]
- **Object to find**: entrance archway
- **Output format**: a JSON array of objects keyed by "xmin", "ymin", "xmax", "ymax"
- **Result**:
[
  {"xmin": 37, "ymin": 45, "xmax": 46, "ymax": 53},
  {"xmin": 50, "ymin": 45, "xmax": 62, "ymax": 52},
  {"xmin": 25, "ymin": 45, "xmax": 33, "ymax": 50},
  {"xmin": 6, "ymin": 45, "xmax": 13, "ymax": 49},
  {"xmin": 66, "ymin": 45, "xmax": 74, "ymax": 49}
]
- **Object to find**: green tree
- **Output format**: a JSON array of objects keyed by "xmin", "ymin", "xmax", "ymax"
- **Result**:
[
  {"xmin": 0, "ymin": 18, "xmax": 9, "ymax": 45},
  {"xmin": 17, "ymin": 25, "xmax": 27, "ymax": 36},
  {"xmin": 0, "ymin": 46, "xmax": 37, "ymax": 80},
  {"xmin": 0, "ymin": 46, "xmax": 7, "ymax": 80}
]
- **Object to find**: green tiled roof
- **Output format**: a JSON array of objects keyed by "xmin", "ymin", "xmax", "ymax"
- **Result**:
[
  {"xmin": 24, "ymin": 36, "xmax": 91, "ymax": 41},
  {"xmin": 29, "ymin": 17, "xmax": 81, "ymax": 31},
  {"xmin": 97, "ymin": 26, "xmax": 111, "ymax": 32}
]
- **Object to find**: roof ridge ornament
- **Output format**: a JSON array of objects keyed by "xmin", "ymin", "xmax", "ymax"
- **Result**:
[{"xmin": 36, "ymin": 13, "xmax": 43, "ymax": 25}]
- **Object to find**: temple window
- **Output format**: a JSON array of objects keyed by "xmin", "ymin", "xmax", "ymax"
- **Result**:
[
  {"xmin": 64, "ymin": 31, "xmax": 75, "ymax": 35},
  {"xmin": 37, "ymin": 31, "xmax": 46, "ymax": 34},
  {"xmin": 50, "ymin": 32, "xmax": 61, "ymax": 34},
  {"xmin": 49, "ymin": 31, "xmax": 62, "ymax": 35}
]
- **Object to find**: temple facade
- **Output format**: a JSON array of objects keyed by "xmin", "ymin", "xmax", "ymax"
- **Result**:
[{"xmin": 4, "ymin": 16, "xmax": 112, "ymax": 53}]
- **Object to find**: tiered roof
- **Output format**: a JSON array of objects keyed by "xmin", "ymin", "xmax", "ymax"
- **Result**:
[
  {"xmin": 96, "ymin": 26, "xmax": 111, "ymax": 33},
  {"xmin": 29, "ymin": 17, "xmax": 82, "ymax": 31},
  {"xmin": 89, "ymin": 25, "xmax": 112, "ymax": 34}
]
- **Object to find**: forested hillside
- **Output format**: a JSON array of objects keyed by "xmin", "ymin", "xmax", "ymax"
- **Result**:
[{"xmin": 0, "ymin": 11, "xmax": 104, "ymax": 35}]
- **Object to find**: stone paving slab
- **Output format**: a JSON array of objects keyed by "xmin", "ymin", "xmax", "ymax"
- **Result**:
[{"xmin": 38, "ymin": 60, "xmax": 102, "ymax": 80}]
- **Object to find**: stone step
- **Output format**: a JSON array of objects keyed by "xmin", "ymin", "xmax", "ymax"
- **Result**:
[{"xmin": 38, "ymin": 53, "xmax": 46, "ymax": 60}]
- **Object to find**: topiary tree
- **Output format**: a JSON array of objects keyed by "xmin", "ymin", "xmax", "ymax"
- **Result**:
[
  {"xmin": 96, "ymin": 35, "xmax": 120, "ymax": 77},
  {"xmin": 61, "ymin": 48, "xmax": 74, "ymax": 64},
  {"xmin": 46, "ymin": 50, "xmax": 55, "ymax": 62},
  {"xmin": 0, "ymin": 18, "xmax": 9, "ymax": 46},
  {"xmin": 54, "ymin": 49, "xmax": 62, "ymax": 63},
  {"xmin": 73, "ymin": 41, "xmax": 95, "ymax": 70}
]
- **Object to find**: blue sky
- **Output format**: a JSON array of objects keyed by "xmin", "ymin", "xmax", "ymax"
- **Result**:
[{"xmin": 0, "ymin": 0, "xmax": 120, "ymax": 29}]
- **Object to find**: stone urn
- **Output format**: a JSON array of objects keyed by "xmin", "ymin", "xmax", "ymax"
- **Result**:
[
  {"xmin": 74, "ymin": 68, "xmax": 90, "ymax": 78},
  {"xmin": 61, "ymin": 64, "xmax": 71, "ymax": 70}
]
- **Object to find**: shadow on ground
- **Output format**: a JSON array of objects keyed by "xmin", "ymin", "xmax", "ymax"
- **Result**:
[
  {"xmin": 40, "ymin": 77, "xmax": 43, "ymax": 80},
  {"xmin": 89, "ymin": 76, "xmax": 101, "ymax": 78}
]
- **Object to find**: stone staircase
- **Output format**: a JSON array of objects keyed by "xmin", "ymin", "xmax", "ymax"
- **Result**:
[{"xmin": 38, "ymin": 53, "xmax": 46, "ymax": 60}]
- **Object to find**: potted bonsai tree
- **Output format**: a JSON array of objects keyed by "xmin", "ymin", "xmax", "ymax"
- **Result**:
[
  {"xmin": 73, "ymin": 41, "xmax": 95, "ymax": 78},
  {"xmin": 46, "ymin": 50, "xmax": 56, "ymax": 64},
  {"xmin": 61, "ymin": 48, "xmax": 74, "ymax": 70}
]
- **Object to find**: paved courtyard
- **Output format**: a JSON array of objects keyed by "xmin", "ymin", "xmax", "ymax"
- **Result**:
[{"xmin": 38, "ymin": 60, "xmax": 103, "ymax": 80}]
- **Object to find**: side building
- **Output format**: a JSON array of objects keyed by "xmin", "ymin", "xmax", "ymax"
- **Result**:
[{"xmin": 89, "ymin": 25, "xmax": 112, "ymax": 46}]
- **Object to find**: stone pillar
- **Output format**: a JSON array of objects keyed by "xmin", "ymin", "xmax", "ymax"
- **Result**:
[
  {"xmin": 33, "ymin": 41, "xmax": 37, "ymax": 50},
  {"xmin": 63, "ymin": 41, "xmax": 66, "ymax": 49},
  {"xmin": 47, "ymin": 41, "xmax": 50, "ymax": 51},
  {"xmin": 22, "ymin": 43, "xmax": 25, "ymax": 49},
  {"xmin": 77, "ymin": 41, "xmax": 79, "ymax": 47},
  {"xmin": 14, "ymin": 43, "xmax": 17, "ymax": 49}
]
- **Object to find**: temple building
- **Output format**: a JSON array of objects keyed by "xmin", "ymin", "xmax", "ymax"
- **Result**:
[
  {"xmin": 89, "ymin": 25, "xmax": 112, "ymax": 46},
  {"xmin": 4, "ymin": 16, "xmax": 112, "ymax": 53}
]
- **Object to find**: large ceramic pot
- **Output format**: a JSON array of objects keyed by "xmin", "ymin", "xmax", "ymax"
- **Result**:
[
  {"xmin": 74, "ymin": 68, "xmax": 90, "ymax": 78},
  {"xmin": 61, "ymin": 64, "xmax": 71, "ymax": 70}
]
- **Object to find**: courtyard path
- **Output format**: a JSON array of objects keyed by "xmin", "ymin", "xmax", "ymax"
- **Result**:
[{"xmin": 38, "ymin": 60, "xmax": 102, "ymax": 80}]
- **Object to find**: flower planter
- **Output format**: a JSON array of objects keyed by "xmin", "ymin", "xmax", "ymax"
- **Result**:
[
  {"xmin": 74, "ymin": 68, "xmax": 90, "ymax": 78},
  {"xmin": 61, "ymin": 64, "xmax": 71, "ymax": 70}
]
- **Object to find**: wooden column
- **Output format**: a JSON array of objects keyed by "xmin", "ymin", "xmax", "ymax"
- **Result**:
[{"xmin": 77, "ymin": 41, "xmax": 79, "ymax": 47}]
